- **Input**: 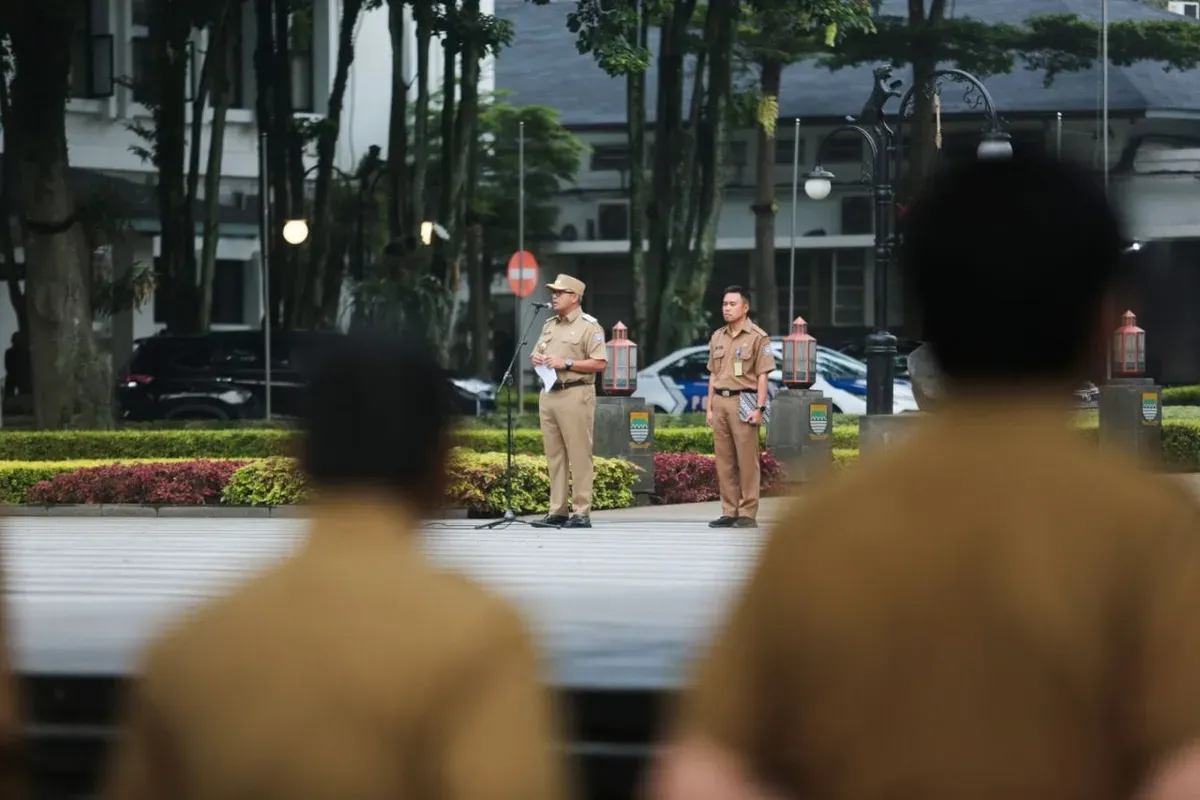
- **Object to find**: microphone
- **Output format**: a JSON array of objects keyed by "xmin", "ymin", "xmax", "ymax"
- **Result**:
[{"xmin": 531, "ymin": 301, "xmax": 552, "ymax": 309}]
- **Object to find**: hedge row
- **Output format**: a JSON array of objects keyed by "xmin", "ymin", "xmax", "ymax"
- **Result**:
[
  {"xmin": 1164, "ymin": 386, "xmax": 1200, "ymax": 406},
  {"xmin": 6, "ymin": 417, "xmax": 1200, "ymax": 471},
  {"xmin": 18, "ymin": 450, "xmax": 640, "ymax": 514},
  {"xmin": 9, "ymin": 451, "xmax": 817, "ymax": 511},
  {"xmin": 0, "ymin": 426, "xmax": 857, "ymax": 461}
]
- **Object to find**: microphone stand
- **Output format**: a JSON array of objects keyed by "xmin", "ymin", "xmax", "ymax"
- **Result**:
[{"xmin": 476, "ymin": 302, "xmax": 557, "ymax": 530}]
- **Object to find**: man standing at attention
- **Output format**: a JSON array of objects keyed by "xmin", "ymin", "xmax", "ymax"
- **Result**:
[
  {"xmin": 531, "ymin": 274, "xmax": 607, "ymax": 529},
  {"xmin": 706, "ymin": 286, "xmax": 775, "ymax": 529},
  {"xmin": 650, "ymin": 156, "xmax": 1200, "ymax": 800}
]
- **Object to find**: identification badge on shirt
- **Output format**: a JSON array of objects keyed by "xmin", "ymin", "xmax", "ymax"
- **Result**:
[{"xmin": 734, "ymin": 360, "xmax": 744, "ymax": 377}]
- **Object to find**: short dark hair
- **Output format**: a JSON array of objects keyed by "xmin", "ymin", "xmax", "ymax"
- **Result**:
[
  {"xmin": 723, "ymin": 286, "xmax": 751, "ymax": 305},
  {"xmin": 901, "ymin": 154, "xmax": 1124, "ymax": 383},
  {"xmin": 301, "ymin": 334, "xmax": 456, "ymax": 505}
]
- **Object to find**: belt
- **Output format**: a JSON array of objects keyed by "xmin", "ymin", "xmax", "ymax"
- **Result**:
[
  {"xmin": 715, "ymin": 388, "xmax": 756, "ymax": 397},
  {"xmin": 550, "ymin": 380, "xmax": 587, "ymax": 392}
]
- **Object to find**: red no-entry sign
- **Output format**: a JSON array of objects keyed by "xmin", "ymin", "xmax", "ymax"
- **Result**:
[{"xmin": 507, "ymin": 251, "xmax": 539, "ymax": 298}]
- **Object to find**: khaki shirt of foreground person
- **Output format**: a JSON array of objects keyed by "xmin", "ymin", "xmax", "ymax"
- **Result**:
[
  {"xmin": 0, "ymin": 548, "xmax": 25, "ymax": 800},
  {"xmin": 102, "ymin": 499, "xmax": 574, "ymax": 800},
  {"xmin": 666, "ymin": 399, "xmax": 1200, "ymax": 800}
]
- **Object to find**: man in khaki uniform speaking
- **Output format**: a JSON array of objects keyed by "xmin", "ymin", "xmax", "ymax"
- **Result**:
[
  {"xmin": 531, "ymin": 274, "xmax": 607, "ymax": 529},
  {"xmin": 650, "ymin": 157, "xmax": 1200, "ymax": 800},
  {"xmin": 705, "ymin": 286, "xmax": 775, "ymax": 529},
  {"xmin": 103, "ymin": 336, "xmax": 573, "ymax": 800}
]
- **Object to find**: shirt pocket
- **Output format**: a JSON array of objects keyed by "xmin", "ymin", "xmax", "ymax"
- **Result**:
[{"xmin": 711, "ymin": 344, "xmax": 726, "ymax": 372}]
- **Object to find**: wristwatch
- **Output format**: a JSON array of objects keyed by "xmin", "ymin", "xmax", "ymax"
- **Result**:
[
  {"xmin": 565, "ymin": 359, "xmax": 574, "ymax": 370},
  {"xmin": 758, "ymin": 405, "xmax": 767, "ymax": 413}
]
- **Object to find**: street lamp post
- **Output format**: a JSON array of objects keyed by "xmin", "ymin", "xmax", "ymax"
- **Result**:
[{"xmin": 804, "ymin": 65, "xmax": 1011, "ymax": 416}]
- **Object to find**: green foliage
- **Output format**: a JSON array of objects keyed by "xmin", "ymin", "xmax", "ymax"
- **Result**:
[
  {"xmin": 565, "ymin": 0, "xmax": 658, "ymax": 76},
  {"xmin": 739, "ymin": 0, "xmax": 875, "ymax": 67},
  {"xmin": 219, "ymin": 450, "xmax": 640, "ymax": 513},
  {"xmin": 0, "ymin": 430, "xmax": 298, "ymax": 461},
  {"xmin": 817, "ymin": 8, "xmax": 1200, "ymax": 82},
  {"xmin": 1164, "ymin": 386, "xmax": 1200, "ymax": 406},
  {"xmin": 475, "ymin": 100, "xmax": 588, "ymax": 256},
  {"xmin": 222, "ymin": 457, "xmax": 312, "ymax": 506}
]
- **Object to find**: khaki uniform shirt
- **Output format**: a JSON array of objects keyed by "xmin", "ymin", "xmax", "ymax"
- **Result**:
[
  {"xmin": 707, "ymin": 323, "xmax": 775, "ymax": 392},
  {"xmin": 676, "ymin": 400, "xmax": 1200, "ymax": 800},
  {"xmin": 102, "ymin": 500, "xmax": 574, "ymax": 800},
  {"xmin": 0, "ymin": 548, "xmax": 23, "ymax": 800},
  {"xmin": 536, "ymin": 308, "xmax": 606, "ymax": 385}
]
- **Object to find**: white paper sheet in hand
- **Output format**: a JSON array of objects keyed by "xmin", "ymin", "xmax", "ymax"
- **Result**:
[{"xmin": 535, "ymin": 364, "xmax": 557, "ymax": 393}]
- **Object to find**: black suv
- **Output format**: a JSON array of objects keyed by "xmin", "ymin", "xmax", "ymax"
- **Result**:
[{"xmin": 118, "ymin": 330, "xmax": 497, "ymax": 422}]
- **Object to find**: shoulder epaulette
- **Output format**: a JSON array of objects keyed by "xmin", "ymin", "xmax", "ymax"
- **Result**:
[
  {"xmin": 581, "ymin": 312, "xmax": 599, "ymax": 324},
  {"xmin": 750, "ymin": 323, "xmax": 768, "ymax": 337}
]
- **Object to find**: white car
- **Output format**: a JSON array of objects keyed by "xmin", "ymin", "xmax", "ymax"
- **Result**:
[{"xmin": 633, "ymin": 342, "xmax": 918, "ymax": 415}]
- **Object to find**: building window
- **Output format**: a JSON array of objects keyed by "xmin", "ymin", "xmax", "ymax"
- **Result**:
[
  {"xmin": 69, "ymin": 0, "xmax": 114, "ymax": 99},
  {"xmin": 596, "ymin": 202, "xmax": 629, "ymax": 241},
  {"xmin": 130, "ymin": 0, "xmax": 153, "ymax": 104},
  {"xmin": 590, "ymin": 145, "xmax": 631, "ymax": 172},
  {"xmin": 822, "ymin": 133, "xmax": 863, "ymax": 165},
  {"xmin": 211, "ymin": 260, "xmax": 246, "ymax": 325},
  {"xmin": 832, "ymin": 248, "xmax": 866, "ymax": 326},
  {"xmin": 775, "ymin": 252, "xmax": 813, "ymax": 326},
  {"xmin": 290, "ymin": 10, "xmax": 315, "ymax": 112},
  {"xmin": 840, "ymin": 196, "xmax": 872, "ymax": 235},
  {"xmin": 775, "ymin": 138, "xmax": 806, "ymax": 166},
  {"xmin": 222, "ymin": 8, "xmax": 248, "ymax": 109}
]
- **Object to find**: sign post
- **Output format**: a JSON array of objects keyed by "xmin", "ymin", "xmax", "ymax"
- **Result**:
[{"xmin": 507, "ymin": 249, "xmax": 538, "ymax": 413}]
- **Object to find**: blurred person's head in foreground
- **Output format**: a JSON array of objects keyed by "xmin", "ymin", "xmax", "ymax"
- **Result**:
[
  {"xmin": 901, "ymin": 154, "xmax": 1125, "ymax": 400},
  {"xmin": 301, "ymin": 333, "xmax": 457, "ymax": 514}
]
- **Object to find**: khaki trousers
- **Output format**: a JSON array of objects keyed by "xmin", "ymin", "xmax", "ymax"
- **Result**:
[
  {"xmin": 539, "ymin": 384, "xmax": 596, "ymax": 515},
  {"xmin": 711, "ymin": 393, "xmax": 762, "ymax": 519}
]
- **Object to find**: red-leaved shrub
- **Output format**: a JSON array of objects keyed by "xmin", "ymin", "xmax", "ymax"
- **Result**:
[
  {"xmin": 25, "ymin": 460, "xmax": 248, "ymax": 505},
  {"xmin": 653, "ymin": 451, "xmax": 784, "ymax": 505}
]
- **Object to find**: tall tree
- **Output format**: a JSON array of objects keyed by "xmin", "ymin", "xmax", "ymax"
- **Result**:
[
  {"xmin": 738, "ymin": 0, "xmax": 873, "ymax": 335},
  {"xmin": 1, "ymin": 0, "xmax": 112, "ymax": 428},
  {"xmin": 294, "ymin": 0, "xmax": 377, "ymax": 328},
  {"xmin": 566, "ymin": 0, "xmax": 744, "ymax": 358}
]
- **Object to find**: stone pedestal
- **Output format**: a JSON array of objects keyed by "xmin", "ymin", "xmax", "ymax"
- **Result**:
[
  {"xmin": 859, "ymin": 413, "xmax": 926, "ymax": 455},
  {"xmin": 594, "ymin": 396, "xmax": 656, "ymax": 501},
  {"xmin": 1099, "ymin": 377, "xmax": 1162, "ymax": 466},
  {"xmin": 765, "ymin": 389, "xmax": 833, "ymax": 484}
]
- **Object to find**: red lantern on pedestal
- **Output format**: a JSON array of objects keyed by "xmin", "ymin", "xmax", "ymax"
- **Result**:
[
  {"xmin": 602, "ymin": 321, "xmax": 638, "ymax": 396},
  {"xmin": 1113, "ymin": 310, "xmax": 1146, "ymax": 377},
  {"xmin": 782, "ymin": 316, "xmax": 817, "ymax": 389}
]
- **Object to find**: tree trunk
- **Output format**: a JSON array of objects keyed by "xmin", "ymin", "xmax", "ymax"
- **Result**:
[
  {"xmin": 198, "ymin": 8, "xmax": 235, "ymax": 330},
  {"xmin": 410, "ymin": 0, "xmax": 434, "ymax": 238},
  {"xmin": 268, "ymin": 0, "xmax": 295, "ymax": 328},
  {"xmin": 627, "ymin": 6, "xmax": 650, "ymax": 346},
  {"xmin": 644, "ymin": 0, "xmax": 694, "ymax": 358},
  {"xmin": 436, "ymin": 3, "xmax": 457, "ymax": 240},
  {"xmin": 302, "ymin": 0, "xmax": 366, "ymax": 328},
  {"xmin": 8, "ymin": 3, "xmax": 111, "ymax": 428},
  {"xmin": 902, "ymin": 0, "xmax": 947, "ymax": 201},
  {"xmin": 0, "ymin": 73, "xmax": 28, "ymax": 336},
  {"xmin": 150, "ymin": 0, "xmax": 198, "ymax": 333},
  {"xmin": 385, "ymin": 0, "xmax": 410, "ymax": 244},
  {"xmin": 752, "ymin": 58, "xmax": 782, "ymax": 335},
  {"xmin": 253, "ymin": 0, "xmax": 276, "ymax": 328}
]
